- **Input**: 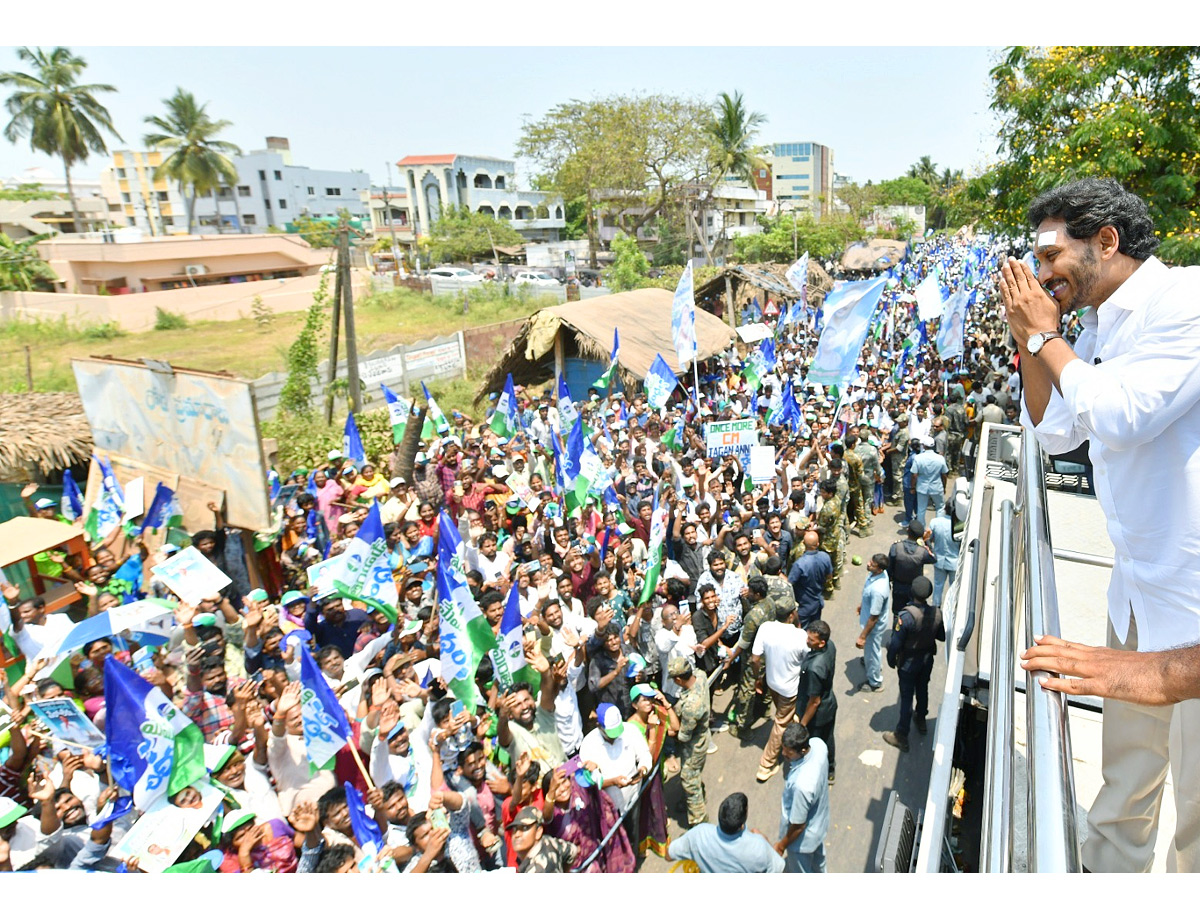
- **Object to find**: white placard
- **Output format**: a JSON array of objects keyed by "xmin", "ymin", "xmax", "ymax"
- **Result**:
[
  {"xmin": 122, "ymin": 476, "xmax": 145, "ymax": 523},
  {"xmin": 150, "ymin": 545, "xmax": 231, "ymax": 605},
  {"xmin": 113, "ymin": 780, "xmax": 224, "ymax": 873},
  {"xmin": 749, "ymin": 445, "xmax": 777, "ymax": 484}
]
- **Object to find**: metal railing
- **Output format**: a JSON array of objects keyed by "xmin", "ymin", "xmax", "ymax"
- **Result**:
[
  {"xmin": 1002, "ymin": 430, "xmax": 1082, "ymax": 872},
  {"xmin": 981, "ymin": 499, "xmax": 1016, "ymax": 872}
]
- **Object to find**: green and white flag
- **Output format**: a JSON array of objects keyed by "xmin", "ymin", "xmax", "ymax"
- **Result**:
[
  {"xmin": 331, "ymin": 502, "xmax": 399, "ymax": 622},
  {"xmin": 422, "ymin": 382, "xmax": 450, "ymax": 437},
  {"xmin": 662, "ymin": 420, "xmax": 683, "ymax": 453},
  {"xmin": 436, "ymin": 512, "xmax": 498, "ymax": 708},
  {"xmin": 638, "ymin": 501, "xmax": 670, "ymax": 606},
  {"xmin": 381, "ymin": 384, "xmax": 411, "ymax": 444},
  {"xmin": 591, "ymin": 328, "xmax": 620, "ymax": 391},
  {"xmin": 489, "ymin": 373, "xmax": 521, "ymax": 439},
  {"xmin": 743, "ymin": 359, "xmax": 763, "ymax": 393}
]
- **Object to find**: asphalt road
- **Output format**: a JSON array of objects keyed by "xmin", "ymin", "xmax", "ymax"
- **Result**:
[{"xmin": 639, "ymin": 503, "xmax": 948, "ymax": 873}]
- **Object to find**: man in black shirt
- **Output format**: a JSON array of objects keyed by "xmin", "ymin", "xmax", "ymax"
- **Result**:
[
  {"xmin": 886, "ymin": 520, "xmax": 936, "ymax": 616},
  {"xmin": 304, "ymin": 594, "xmax": 370, "ymax": 657},
  {"xmin": 795, "ymin": 619, "xmax": 838, "ymax": 785}
]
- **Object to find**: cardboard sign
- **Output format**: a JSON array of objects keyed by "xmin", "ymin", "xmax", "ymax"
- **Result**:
[
  {"xmin": 30, "ymin": 698, "xmax": 106, "ymax": 749},
  {"xmin": 150, "ymin": 545, "xmax": 231, "ymax": 605}
]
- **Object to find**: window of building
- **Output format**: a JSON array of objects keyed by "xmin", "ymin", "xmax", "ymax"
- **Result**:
[
  {"xmin": 238, "ymin": 185, "xmax": 252, "ymax": 197},
  {"xmin": 162, "ymin": 216, "xmax": 174, "ymax": 227},
  {"xmin": 258, "ymin": 170, "xmax": 266, "ymax": 181},
  {"xmin": 121, "ymin": 192, "xmax": 131, "ymax": 203},
  {"xmin": 243, "ymin": 214, "xmax": 257, "ymax": 225},
  {"xmin": 116, "ymin": 168, "xmax": 127, "ymax": 179},
  {"xmin": 155, "ymin": 190, "xmax": 168, "ymax": 201},
  {"xmin": 217, "ymin": 188, "xmax": 232, "ymax": 198},
  {"xmin": 278, "ymin": 199, "xmax": 287, "ymax": 209},
  {"xmin": 706, "ymin": 216, "xmax": 713, "ymax": 227},
  {"xmin": 759, "ymin": 168, "xmax": 767, "ymax": 177},
  {"xmin": 307, "ymin": 186, "xmax": 315, "ymax": 195},
  {"xmin": 126, "ymin": 216, "xmax": 136, "ymax": 226},
  {"xmin": 494, "ymin": 176, "xmax": 506, "ymax": 189},
  {"xmin": 274, "ymin": 171, "xmax": 282, "ymax": 181},
  {"xmin": 325, "ymin": 187, "xmax": 341, "ymax": 197}
]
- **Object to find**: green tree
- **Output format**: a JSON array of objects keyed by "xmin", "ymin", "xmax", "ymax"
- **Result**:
[
  {"xmin": 607, "ymin": 231, "xmax": 650, "ymax": 292},
  {"xmin": 836, "ymin": 182, "xmax": 881, "ymax": 223},
  {"xmin": 289, "ymin": 214, "xmax": 339, "ymax": 249},
  {"xmin": 518, "ymin": 93, "xmax": 714, "ymax": 267},
  {"xmin": 0, "ymin": 47, "xmax": 121, "ymax": 234},
  {"xmin": 977, "ymin": 46, "xmax": 1200, "ymax": 239},
  {"xmin": 143, "ymin": 88, "xmax": 241, "ymax": 234},
  {"xmin": 697, "ymin": 91, "xmax": 769, "ymax": 264},
  {"xmin": 0, "ymin": 232, "xmax": 56, "ymax": 291},
  {"xmin": 427, "ymin": 205, "xmax": 523, "ymax": 263},
  {"xmin": 876, "ymin": 176, "xmax": 934, "ymax": 208},
  {"xmin": 279, "ymin": 274, "xmax": 329, "ymax": 419},
  {"xmin": 906, "ymin": 155, "xmax": 940, "ymax": 188},
  {"xmin": 733, "ymin": 213, "xmax": 864, "ymax": 264},
  {"xmin": 0, "ymin": 183, "xmax": 62, "ymax": 201}
]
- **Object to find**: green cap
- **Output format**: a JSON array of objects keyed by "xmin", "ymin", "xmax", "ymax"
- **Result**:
[
  {"xmin": 246, "ymin": 588, "xmax": 269, "ymax": 603},
  {"xmin": 281, "ymin": 590, "xmax": 308, "ymax": 607},
  {"xmin": 218, "ymin": 809, "xmax": 257, "ymax": 839},
  {"xmin": 0, "ymin": 796, "xmax": 27, "ymax": 828}
]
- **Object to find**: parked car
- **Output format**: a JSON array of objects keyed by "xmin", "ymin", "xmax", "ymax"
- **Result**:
[
  {"xmin": 513, "ymin": 271, "xmax": 562, "ymax": 285},
  {"xmin": 428, "ymin": 266, "xmax": 483, "ymax": 283}
]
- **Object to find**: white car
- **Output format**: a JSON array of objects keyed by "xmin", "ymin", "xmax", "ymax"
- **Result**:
[
  {"xmin": 513, "ymin": 271, "xmax": 560, "ymax": 285},
  {"xmin": 428, "ymin": 267, "xmax": 483, "ymax": 283}
]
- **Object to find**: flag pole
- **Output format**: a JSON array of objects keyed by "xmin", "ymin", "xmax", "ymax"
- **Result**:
[
  {"xmin": 692, "ymin": 354, "xmax": 700, "ymax": 411},
  {"xmin": 348, "ymin": 739, "xmax": 375, "ymax": 791}
]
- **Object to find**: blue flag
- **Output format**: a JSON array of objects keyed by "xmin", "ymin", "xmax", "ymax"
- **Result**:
[
  {"xmin": 644, "ymin": 354, "xmax": 679, "ymax": 410},
  {"xmin": 87, "ymin": 456, "xmax": 126, "ymax": 542},
  {"xmin": 557, "ymin": 376, "xmax": 577, "ymax": 434},
  {"xmin": 564, "ymin": 414, "xmax": 584, "ymax": 486},
  {"xmin": 297, "ymin": 642, "xmax": 351, "ymax": 769},
  {"xmin": 760, "ymin": 337, "xmax": 777, "ymax": 372},
  {"xmin": 105, "ymin": 656, "xmax": 206, "ymax": 810},
  {"xmin": 140, "ymin": 482, "xmax": 183, "ymax": 534},
  {"xmin": 671, "ymin": 260, "xmax": 697, "ymax": 367},
  {"xmin": 344, "ymin": 781, "xmax": 384, "ymax": 852},
  {"xmin": 807, "ymin": 276, "xmax": 888, "ymax": 385},
  {"xmin": 61, "ymin": 469, "xmax": 84, "ymax": 520},
  {"xmin": 268, "ymin": 470, "xmax": 281, "ymax": 503},
  {"xmin": 343, "ymin": 412, "xmax": 366, "ymax": 468}
]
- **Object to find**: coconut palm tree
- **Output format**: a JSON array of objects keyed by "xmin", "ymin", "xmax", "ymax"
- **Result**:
[
  {"xmin": 906, "ymin": 156, "xmax": 940, "ymax": 189},
  {"xmin": 143, "ymin": 88, "xmax": 240, "ymax": 234},
  {"xmin": 701, "ymin": 91, "xmax": 768, "ymax": 264},
  {"xmin": 0, "ymin": 47, "xmax": 121, "ymax": 234}
]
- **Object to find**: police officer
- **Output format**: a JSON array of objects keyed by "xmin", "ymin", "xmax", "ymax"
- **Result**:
[
  {"xmin": 852, "ymin": 427, "xmax": 883, "ymax": 518},
  {"xmin": 882, "ymin": 576, "xmax": 945, "ymax": 753},
  {"xmin": 811, "ymin": 479, "xmax": 843, "ymax": 600},
  {"xmin": 671, "ymin": 657, "xmax": 712, "ymax": 826},
  {"xmin": 943, "ymin": 396, "xmax": 967, "ymax": 474},
  {"xmin": 724, "ymin": 575, "xmax": 792, "ymax": 737},
  {"xmin": 842, "ymin": 436, "xmax": 869, "ymax": 537}
]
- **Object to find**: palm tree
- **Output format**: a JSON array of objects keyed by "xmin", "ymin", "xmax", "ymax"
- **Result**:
[
  {"xmin": 143, "ymin": 88, "xmax": 240, "ymax": 234},
  {"xmin": 907, "ymin": 156, "xmax": 940, "ymax": 189},
  {"xmin": 702, "ymin": 91, "xmax": 768, "ymax": 263},
  {"xmin": 0, "ymin": 47, "xmax": 121, "ymax": 234}
]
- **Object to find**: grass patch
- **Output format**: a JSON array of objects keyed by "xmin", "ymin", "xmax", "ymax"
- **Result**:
[
  {"xmin": 1, "ymin": 283, "xmax": 556, "ymax": 394},
  {"xmin": 153, "ymin": 306, "xmax": 188, "ymax": 331}
]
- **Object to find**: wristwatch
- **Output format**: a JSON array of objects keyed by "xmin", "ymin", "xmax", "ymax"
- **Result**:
[{"xmin": 1026, "ymin": 331, "xmax": 1063, "ymax": 357}]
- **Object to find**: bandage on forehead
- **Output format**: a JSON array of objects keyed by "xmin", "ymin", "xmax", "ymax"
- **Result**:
[{"xmin": 1036, "ymin": 230, "xmax": 1058, "ymax": 248}]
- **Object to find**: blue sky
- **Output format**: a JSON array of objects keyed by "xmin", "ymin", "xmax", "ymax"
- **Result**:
[{"xmin": 0, "ymin": 46, "xmax": 1003, "ymax": 189}]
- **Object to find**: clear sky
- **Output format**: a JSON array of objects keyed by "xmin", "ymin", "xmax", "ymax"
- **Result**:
[{"xmin": 0, "ymin": 45, "xmax": 1003, "ymax": 190}]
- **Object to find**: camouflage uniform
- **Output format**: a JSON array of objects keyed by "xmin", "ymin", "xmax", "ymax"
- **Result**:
[
  {"xmin": 944, "ymin": 402, "xmax": 967, "ymax": 473},
  {"xmin": 846, "ymin": 446, "xmax": 871, "ymax": 535},
  {"xmin": 888, "ymin": 424, "xmax": 910, "ymax": 502},
  {"xmin": 814, "ymin": 493, "xmax": 844, "ymax": 599},
  {"xmin": 672, "ymin": 658, "xmax": 712, "ymax": 826},
  {"xmin": 728, "ymin": 585, "xmax": 787, "ymax": 737},
  {"xmin": 858, "ymin": 440, "xmax": 883, "ymax": 522}
]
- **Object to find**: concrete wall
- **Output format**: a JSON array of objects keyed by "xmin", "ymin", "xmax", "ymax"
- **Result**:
[{"xmin": 0, "ymin": 271, "xmax": 365, "ymax": 332}]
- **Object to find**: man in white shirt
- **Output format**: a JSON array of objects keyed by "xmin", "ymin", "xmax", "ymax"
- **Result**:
[
  {"xmin": 654, "ymin": 604, "xmax": 697, "ymax": 701},
  {"xmin": 752, "ymin": 602, "xmax": 809, "ymax": 782},
  {"xmin": 577, "ymin": 703, "xmax": 652, "ymax": 817},
  {"xmin": 1004, "ymin": 177, "xmax": 1200, "ymax": 874}
]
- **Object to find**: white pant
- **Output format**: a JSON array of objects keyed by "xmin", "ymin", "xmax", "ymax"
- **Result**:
[{"xmin": 1083, "ymin": 615, "xmax": 1200, "ymax": 873}]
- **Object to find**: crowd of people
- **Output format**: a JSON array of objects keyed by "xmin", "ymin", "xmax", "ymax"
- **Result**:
[{"xmin": 0, "ymin": 228, "xmax": 1029, "ymax": 874}]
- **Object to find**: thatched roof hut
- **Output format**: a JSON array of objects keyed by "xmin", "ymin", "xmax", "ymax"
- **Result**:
[
  {"xmin": 476, "ymin": 288, "xmax": 737, "ymax": 401},
  {"xmin": 841, "ymin": 239, "xmax": 908, "ymax": 273},
  {"xmin": 693, "ymin": 261, "xmax": 834, "ymax": 325},
  {"xmin": 0, "ymin": 392, "xmax": 93, "ymax": 480}
]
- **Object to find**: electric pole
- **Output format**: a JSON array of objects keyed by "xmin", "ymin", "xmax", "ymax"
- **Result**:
[{"xmin": 385, "ymin": 162, "xmax": 402, "ymax": 280}]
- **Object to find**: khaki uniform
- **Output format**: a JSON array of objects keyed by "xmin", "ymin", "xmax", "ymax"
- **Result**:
[
  {"xmin": 858, "ymin": 441, "xmax": 883, "ymax": 519},
  {"xmin": 675, "ymin": 677, "xmax": 712, "ymax": 826},
  {"xmin": 846, "ymin": 447, "xmax": 871, "ymax": 534},
  {"xmin": 888, "ymin": 425, "xmax": 909, "ymax": 501},
  {"xmin": 814, "ymin": 494, "xmax": 844, "ymax": 598},
  {"xmin": 729, "ymin": 591, "xmax": 784, "ymax": 736}
]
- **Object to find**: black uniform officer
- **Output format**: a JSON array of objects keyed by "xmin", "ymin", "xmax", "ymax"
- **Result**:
[{"xmin": 882, "ymin": 575, "xmax": 945, "ymax": 753}]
